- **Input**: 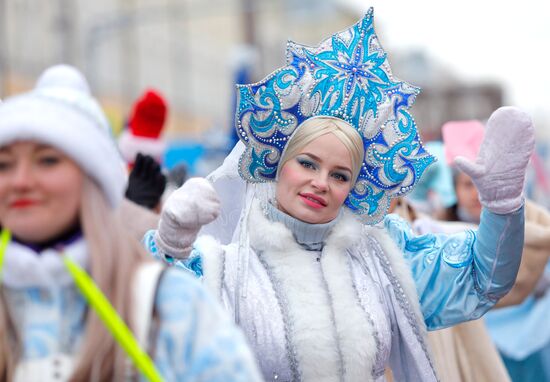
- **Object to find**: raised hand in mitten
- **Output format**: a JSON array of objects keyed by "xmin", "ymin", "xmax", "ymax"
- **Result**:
[
  {"xmin": 454, "ymin": 106, "xmax": 535, "ymax": 214},
  {"xmin": 154, "ymin": 177, "xmax": 220, "ymax": 258},
  {"xmin": 125, "ymin": 153, "xmax": 167, "ymax": 209}
]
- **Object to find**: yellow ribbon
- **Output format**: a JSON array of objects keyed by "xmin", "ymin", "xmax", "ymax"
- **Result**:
[{"xmin": 0, "ymin": 229, "xmax": 11, "ymax": 280}]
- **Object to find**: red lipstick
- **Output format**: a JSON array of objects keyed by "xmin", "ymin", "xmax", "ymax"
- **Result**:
[
  {"xmin": 10, "ymin": 199, "xmax": 37, "ymax": 208},
  {"xmin": 299, "ymin": 193, "xmax": 327, "ymax": 209}
]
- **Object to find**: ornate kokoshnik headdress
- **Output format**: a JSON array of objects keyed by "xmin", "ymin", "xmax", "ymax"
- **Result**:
[{"xmin": 235, "ymin": 8, "xmax": 435, "ymax": 225}]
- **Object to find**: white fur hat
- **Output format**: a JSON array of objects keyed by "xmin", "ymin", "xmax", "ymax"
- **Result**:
[{"xmin": 0, "ymin": 65, "xmax": 126, "ymax": 207}]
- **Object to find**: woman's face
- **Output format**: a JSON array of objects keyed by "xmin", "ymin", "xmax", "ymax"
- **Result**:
[
  {"xmin": 454, "ymin": 171, "xmax": 482, "ymax": 221},
  {"xmin": 276, "ymin": 133, "xmax": 354, "ymax": 224},
  {"xmin": 0, "ymin": 141, "xmax": 83, "ymax": 244}
]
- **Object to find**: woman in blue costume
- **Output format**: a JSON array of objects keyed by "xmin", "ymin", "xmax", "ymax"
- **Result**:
[
  {"xmin": 145, "ymin": 9, "xmax": 535, "ymax": 381},
  {"xmin": 0, "ymin": 65, "xmax": 262, "ymax": 381},
  {"xmin": 438, "ymin": 119, "xmax": 550, "ymax": 382}
]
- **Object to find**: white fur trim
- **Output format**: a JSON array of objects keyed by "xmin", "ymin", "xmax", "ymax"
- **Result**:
[
  {"xmin": 365, "ymin": 225, "xmax": 427, "ymax": 336},
  {"xmin": 118, "ymin": 130, "xmax": 166, "ymax": 163},
  {"xmin": 132, "ymin": 261, "xmax": 164, "ymax": 348},
  {"xmin": 249, "ymin": 203, "xmax": 381, "ymax": 381},
  {"xmin": 15, "ymin": 354, "xmax": 75, "ymax": 382},
  {"xmin": 195, "ymin": 235, "xmax": 225, "ymax": 300},
  {"xmin": 2, "ymin": 238, "xmax": 88, "ymax": 288},
  {"xmin": 249, "ymin": 204, "xmax": 342, "ymax": 381},
  {"xmin": 321, "ymin": 212, "xmax": 377, "ymax": 381},
  {"xmin": 248, "ymin": 202, "xmax": 297, "ymax": 253}
]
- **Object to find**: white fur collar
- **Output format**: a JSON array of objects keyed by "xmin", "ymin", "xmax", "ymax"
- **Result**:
[
  {"xmin": 195, "ymin": 235, "xmax": 225, "ymax": 299},
  {"xmin": 2, "ymin": 238, "xmax": 88, "ymax": 289},
  {"xmin": 249, "ymin": 201, "xmax": 378, "ymax": 381},
  {"xmin": 248, "ymin": 200, "xmax": 362, "ymax": 253}
]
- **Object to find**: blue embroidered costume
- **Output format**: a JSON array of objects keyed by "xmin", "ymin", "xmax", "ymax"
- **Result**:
[{"xmin": 4, "ymin": 238, "xmax": 262, "ymax": 381}]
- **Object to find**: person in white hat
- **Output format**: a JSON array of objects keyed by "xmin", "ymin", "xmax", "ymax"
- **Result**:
[{"xmin": 0, "ymin": 64, "xmax": 262, "ymax": 381}]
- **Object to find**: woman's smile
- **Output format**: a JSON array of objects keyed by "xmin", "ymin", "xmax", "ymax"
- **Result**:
[
  {"xmin": 276, "ymin": 133, "xmax": 353, "ymax": 224},
  {"xmin": 299, "ymin": 193, "xmax": 327, "ymax": 209}
]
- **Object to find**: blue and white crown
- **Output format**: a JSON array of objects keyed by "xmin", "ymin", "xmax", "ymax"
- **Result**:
[{"xmin": 235, "ymin": 8, "xmax": 434, "ymax": 224}]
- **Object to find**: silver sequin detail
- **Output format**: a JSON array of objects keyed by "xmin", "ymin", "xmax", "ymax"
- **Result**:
[
  {"xmin": 366, "ymin": 234, "xmax": 438, "ymax": 377},
  {"xmin": 346, "ymin": 248, "xmax": 381, "ymax": 379},
  {"xmin": 257, "ymin": 252, "xmax": 302, "ymax": 382}
]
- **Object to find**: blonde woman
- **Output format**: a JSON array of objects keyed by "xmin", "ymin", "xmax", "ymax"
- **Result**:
[
  {"xmin": 0, "ymin": 65, "xmax": 262, "ymax": 381},
  {"xmin": 147, "ymin": 10, "xmax": 535, "ymax": 382}
]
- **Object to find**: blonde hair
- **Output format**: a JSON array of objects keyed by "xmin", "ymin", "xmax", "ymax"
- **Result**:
[
  {"xmin": 279, "ymin": 117, "xmax": 364, "ymax": 182},
  {"xmin": 0, "ymin": 177, "xmax": 152, "ymax": 381}
]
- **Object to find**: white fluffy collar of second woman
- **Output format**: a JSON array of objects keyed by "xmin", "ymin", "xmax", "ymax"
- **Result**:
[{"xmin": 2, "ymin": 238, "xmax": 88, "ymax": 289}]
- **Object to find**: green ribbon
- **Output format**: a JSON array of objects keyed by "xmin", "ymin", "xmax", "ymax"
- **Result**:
[{"xmin": 0, "ymin": 229, "xmax": 163, "ymax": 382}]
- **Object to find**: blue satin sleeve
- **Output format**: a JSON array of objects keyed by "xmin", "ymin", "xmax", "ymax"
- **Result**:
[
  {"xmin": 385, "ymin": 205, "xmax": 525, "ymax": 330},
  {"xmin": 142, "ymin": 229, "xmax": 204, "ymax": 278}
]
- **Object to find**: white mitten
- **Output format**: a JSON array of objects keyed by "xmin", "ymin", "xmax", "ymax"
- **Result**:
[
  {"xmin": 454, "ymin": 106, "xmax": 535, "ymax": 214},
  {"xmin": 155, "ymin": 177, "xmax": 220, "ymax": 258}
]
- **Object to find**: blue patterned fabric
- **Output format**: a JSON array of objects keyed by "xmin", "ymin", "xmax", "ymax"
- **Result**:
[
  {"xmin": 4, "ymin": 286, "xmax": 87, "ymax": 358},
  {"xmin": 236, "ymin": 8, "xmax": 434, "ymax": 224},
  {"xmin": 385, "ymin": 205, "xmax": 525, "ymax": 330},
  {"xmin": 4, "ymin": 268, "xmax": 260, "ymax": 381},
  {"xmin": 150, "ymin": 269, "xmax": 261, "ymax": 380},
  {"xmin": 144, "ymin": 229, "xmax": 204, "ymax": 278}
]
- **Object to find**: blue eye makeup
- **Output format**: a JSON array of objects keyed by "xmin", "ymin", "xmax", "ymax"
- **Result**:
[
  {"xmin": 296, "ymin": 155, "xmax": 351, "ymax": 182},
  {"xmin": 296, "ymin": 156, "xmax": 317, "ymax": 170},
  {"xmin": 332, "ymin": 172, "xmax": 350, "ymax": 182}
]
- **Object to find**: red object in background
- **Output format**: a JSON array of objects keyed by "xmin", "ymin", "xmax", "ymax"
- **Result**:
[
  {"xmin": 128, "ymin": 89, "xmax": 167, "ymax": 139},
  {"xmin": 118, "ymin": 88, "xmax": 168, "ymax": 166}
]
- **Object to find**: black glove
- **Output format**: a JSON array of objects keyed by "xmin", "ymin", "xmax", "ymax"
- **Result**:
[{"xmin": 125, "ymin": 153, "xmax": 167, "ymax": 209}]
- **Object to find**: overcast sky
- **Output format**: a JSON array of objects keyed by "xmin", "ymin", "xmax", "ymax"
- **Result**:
[{"xmin": 340, "ymin": 0, "xmax": 550, "ymax": 129}]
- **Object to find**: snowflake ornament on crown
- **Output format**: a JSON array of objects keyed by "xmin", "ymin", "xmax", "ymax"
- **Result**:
[{"xmin": 236, "ymin": 8, "xmax": 435, "ymax": 224}]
